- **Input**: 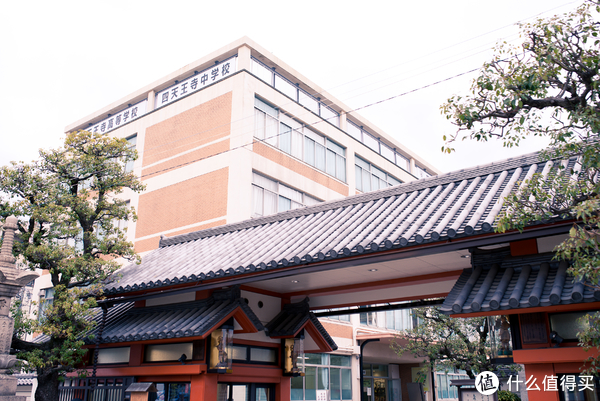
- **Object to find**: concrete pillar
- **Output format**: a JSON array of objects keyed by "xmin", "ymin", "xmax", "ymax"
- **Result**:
[
  {"xmin": 147, "ymin": 91, "xmax": 155, "ymax": 113},
  {"xmin": 237, "ymin": 45, "xmax": 252, "ymax": 71},
  {"xmin": 409, "ymin": 158, "xmax": 416, "ymax": 176}
]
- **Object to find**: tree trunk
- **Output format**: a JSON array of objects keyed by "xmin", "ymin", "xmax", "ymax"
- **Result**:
[{"xmin": 35, "ymin": 368, "xmax": 60, "ymax": 401}]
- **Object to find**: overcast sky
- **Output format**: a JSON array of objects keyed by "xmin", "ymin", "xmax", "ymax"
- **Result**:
[{"xmin": 0, "ymin": 0, "xmax": 583, "ymax": 174}]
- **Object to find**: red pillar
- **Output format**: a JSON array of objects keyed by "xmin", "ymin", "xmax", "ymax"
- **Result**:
[
  {"xmin": 522, "ymin": 364, "xmax": 559, "ymax": 401},
  {"xmin": 190, "ymin": 374, "xmax": 218, "ymax": 401},
  {"xmin": 277, "ymin": 376, "xmax": 290, "ymax": 401}
]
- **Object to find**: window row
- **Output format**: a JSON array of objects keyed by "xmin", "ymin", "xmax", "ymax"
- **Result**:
[
  {"xmin": 252, "ymin": 58, "xmax": 340, "ymax": 127},
  {"xmin": 346, "ymin": 121, "xmax": 411, "ymax": 173},
  {"xmin": 255, "ymin": 98, "xmax": 347, "ymax": 182},
  {"xmin": 291, "ymin": 354, "xmax": 352, "ymax": 401},
  {"xmin": 359, "ymin": 307, "xmax": 418, "ymax": 331},
  {"xmin": 252, "ymin": 172, "xmax": 321, "ymax": 218},
  {"xmin": 95, "ymin": 342, "xmax": 277, "ymax": 365},
  {"xmin": 355, "ymin": 157, "xmax": 401, "ymax": 192}
]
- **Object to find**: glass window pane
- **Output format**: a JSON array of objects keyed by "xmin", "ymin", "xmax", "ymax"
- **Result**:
[
  {"xmin": 291, "ymin": 376, "xmax": 304, "ymax": 401},
  {"xmin": 254, "ymin": 109, "xmax": 266, "ymax": 140},
  {"xmin": 341, "ymin": 369, "xmax": 352, "ymax": 399},
  {"xmin": 265, "ymin": 115, "xmax": 278, "ymax": 147},
  {"xmin": 318, "ymin": 367, "xmax": 329, "ymax": 390},
  {"xmin": 386, "ymin": 311, "xmax": 394, "ymax": 330},
  {"xmin": 355, "ymin": 166, "xmax": 363, "ymax": 191},
  {"xmin": 280, "ymin": 123, "xmax": 292, "ymax": 154},
  {"xmin": 304, "ymin": 195, "xmax": 320, "ymax": 206},
  {"xmin": 232, "ymin": 345, "xmax": 248, "ymax": 360},
  {"xmin": 280, "ymin": 184, "xmax": 302, "ymax": 203},
  {"xmin": 326, "ymin": 139, "xmax": 345, "ymax": 156},
  {"xmin": 388, "ymin": 175, "xmax": 401, "ymax": 187},
  {"xmin": 97, "ymin": 347, "xmax": 130, "ymax": 364},
  {"xmin": 304, "ymin": 128, "xmax": 325, "ymax": 145},
  {"xmin": 320, "ymin": 105, "xmax": 339, "ymax": 126},
  {"xmin": 305, "ymin": 366, "xmax": 317, "ymax": 400},
  {"xmin": 252, "ymin": 59, "xmax": 273, "ymax": 84},
  {"xmin": 264, "ymin": 191, "xmax": 277, "ymax": 215},
  {"xmin": 255, "ymin": 97, "xmax": 278, "ymax": 118},
  {"xmin": 252, "ymin": 185, "xmax": 263, "ymax": 217},
  {"xmin": 363, "ymin": 132, "xmax": 379, "ymax": 152},
  {"xmin": 326, "ymin": 149, "xmax": 336, "ymax": 176},
  {"xmin": 331, "ymin": 355, "xmax": 351, "ymax": 367},
  {"xmin": 291, "ymin": 130, "xmax": 303, "ymax": 160},
  {"xmin": 315, "ymin": 144, "xmax": 326, "ymax": 171},
  {"xmin": 331, "ymin": 368, "xmax": 341, "ymax": 400},
  {"xmin": 550, "ymin": 312, "xmax": 591, "ymax": 340},
  {"xmin": 372, "ymin": 364, "xmax": 388, "ymax": 377},
  {"xmin": 299, "ymin": 90, "xmax": 319, "ymax": 115},
  {"xmin": 347, "ymin": 122, "xmax": 362, "ymax": 141},
  {"xmin": 381, "ymin": 143, "xmax": 395, "ymax": 162},
  {"xmin": 252, "ymin": 172, "xmax": 278, "ymax": 192},
  {"xmin": 278, "ymin": 196, "xmax": 291, "ymax": 212},
  {"xmin": 395, "ymin": 152, "xmax": 409, "ymax": 171},
  {"xmin": 336, "ymin": 155, "xmax": 346, "ymax": 182},
  {"xmin": 145, "ymin": 343, "xmax": 193, "ymax": 362},
  {"xmin": 275, "ymin": 74, "xmax": 298, "ymax": 100},
  {"xmin": 250, "ymin": 347, "xmax": 277, "ymax": 363},
  {"xmin": 371, "ymin": 174, "xmax": 379, "ymax": 191},
  {"xmin": 371, "ymin": 165, "xmax": 386, "ymax": 179},
  {"xmin": 304, "ymin": 138, "xmax": 315, "ymax": 166},
  {"xmin": 355, "ymin": 156, "xmax": 370, "ymax": 171}
]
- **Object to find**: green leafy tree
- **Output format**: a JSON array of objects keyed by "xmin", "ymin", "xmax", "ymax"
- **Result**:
[
  {"xmin": 1, "ymin": 130, "xmax": 145, "ymax": 401},
  {"xmin": 391, "ymin": 307, "xmax": 496, "ymax": 379},
  {"xmin": 441, "ymin": 1, "xmax": 600, "ymax": 374}
]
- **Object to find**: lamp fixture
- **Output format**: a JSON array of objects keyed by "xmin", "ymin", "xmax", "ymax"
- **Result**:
[{"xmin": 368, "ymin": 269, "xmax": 378, "ymax": 272}]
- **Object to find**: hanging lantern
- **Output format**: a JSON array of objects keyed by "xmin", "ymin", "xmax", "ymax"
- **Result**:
[
  {"xmin": 209, "ymin": 324, "xmax": 234, "ymax": 373},
  {"xmin": 283, "ymin": 331, "xmax": 305, "ymax": 376}
]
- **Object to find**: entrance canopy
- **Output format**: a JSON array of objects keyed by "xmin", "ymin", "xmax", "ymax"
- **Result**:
[{"xmin": 104, "ymin": 151, "xmax": 576, "ymax": 309}]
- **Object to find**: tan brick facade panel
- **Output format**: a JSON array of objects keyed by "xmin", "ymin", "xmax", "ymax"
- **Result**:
[
  {"xmin": 254, "ymin": 142, "xmax": 349, "ymax": 196},
  {"xmin": 320, "ymin": 321, "xmax": 353, "ymax": 339},
  {"xmin": 142, "ymin": 139, "xmax": 230, "ymax": 178},
  {"xmin": 136, "ymin": 168, "xmax": 229, "ymax": 238},
  {"xmin": 135, "ymin": 219, "xmax": 226, "ymax": 253},
  {"xmin": 143, "ymin": 92, "xmax": 232, "ymax": 167}
]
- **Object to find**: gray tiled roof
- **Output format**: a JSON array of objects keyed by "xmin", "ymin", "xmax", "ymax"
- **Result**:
[
  {"xmin": 85, "ymin": 288, "xmax": 263, "ymax": 344},
  {"xmin": 265, "ymin": 298, "xmax": 337, "ymax": 350},
  {"xmin": 106, "ymin": 151, "xmax": 576, "ymax": 295},
  {"xmin": 440, "ymin": 251, "xmax": 600, "ymax": 314}
]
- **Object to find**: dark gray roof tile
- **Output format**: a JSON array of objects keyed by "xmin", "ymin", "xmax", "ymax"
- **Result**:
[{"xmin": 106, "ymin": 151, "xmax": 578, "ymax": 295}]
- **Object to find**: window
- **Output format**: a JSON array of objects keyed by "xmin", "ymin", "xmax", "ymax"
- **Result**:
[
  {"xmin": 125, "ymin": 134, "xmax": 137, "ymax": 173},
  {"xmin": 144, "ymin": 343, "xmax": 193, "ymax": 362},
  {"xmin": 323, "ymin": 308, "xmax": 351, "ymax": 322},
  {"xmin": 252, "ymin": 172, "xmax": 321, "ymax": 217},
  {"xmin": 355, "ymin": 157, "xmax": 401, "ymax": 192},
  {"xmin": 254, "ymin": 98, "xmax": 346, "ymax": 182},
  {"xmin": 96, "ymin": 347, "xmax": 130, "ymax": 364},
  {"xmin": 291, "ymin": 353, "xmax": 352, "ymax": 400},
  {"xmin": 549, "ymin": 311, "xmax": 592, "ymax": 342},
  {"xmin": 39, "ymin": 288, "xmax": 54, "ymax": 320},
  {"xmin": 155, "ymin": 382, "xmax": 191, "ymax": 401},
  {"xmin": 435, "ymin": 371, "xmax": 470, "ymax": 400},
  {"xmin": 414, "ymin": 165, "xmax": 431, "ymax": 179},
  {"xmin": 385, "ymin": 309, "xmax": 414, "ymax": 331},
  {"xmin": 251, "ymin": 58, "xmax": 340, "ymax": 127},
  {"xmin": 359, "ymin": 306, "xmax": 377, "ymax": 326},
  {"xmin": 230, "ymin": 344, "xmax": 277, "ymax": 364},
  {"xmin": 346, "ymin": 121, "xmax": 411, "ymax": 173}
]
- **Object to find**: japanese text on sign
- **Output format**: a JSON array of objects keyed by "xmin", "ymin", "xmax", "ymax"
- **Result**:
[
  {"xmin": 89, "ymin": 101, "xmax": 147, "ymax": 134},
  {"xmin": 154, "ymin": 56, "xmax": 237, "ymax": 109},
  {"xmin": 507, "ymin": 375, "xmax": 595, "ymax": 392}
]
